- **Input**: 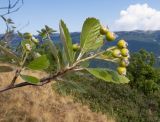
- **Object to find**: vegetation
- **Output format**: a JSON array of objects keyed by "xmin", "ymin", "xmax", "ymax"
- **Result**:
[
  {"xmin": 127, "ymin": 49, "xmax": 160, "ymax": 93},
  {"xmin": 0, "ymin": 17, "xmax": 130, "ymax": 93},
  {"xmin": 1, "ymin": 16, "xmax": 160, "ymax": 122},
  {"xmin": 1, "ymin": 1, "xmax": 160, "ymax": 122},
  {"xmin": 53, "ymin": 50, "xmax": 160, "ymax": 122}
]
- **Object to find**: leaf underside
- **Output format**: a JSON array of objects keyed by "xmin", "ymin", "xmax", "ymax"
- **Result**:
[
  {"xmin": 86, "ymin": 68, "xmax": 129, "ymax": 84},
  {"xmin": 59, "ymin": 20, "xmax": 74, "ymax": 65},
  {"xmin": 27, "ymin": 55, "xmax": 50, "ymax": 70}
]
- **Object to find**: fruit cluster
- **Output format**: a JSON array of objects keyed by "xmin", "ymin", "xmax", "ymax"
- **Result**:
[
  {"xmin": 100, "ymin": 25, "xmax": 116, "ymax": 41},
  {"xmin": 114, "ymin": 40, "xmax": 129, "ymax": 75},
  {"xmin": 23, "ymin": 32, "xmax": 39, "ymax": 52},
  {"xmin": 100, "ymin": 25, "xmax": 129, "ymax": 76}
]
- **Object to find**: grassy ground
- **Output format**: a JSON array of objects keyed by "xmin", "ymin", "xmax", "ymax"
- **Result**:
[
  {"xmin": 1, "ymin": 63, "xmax": 160, "ymax": 122},
  {"xmin": 0, "ymin": 66, "xmax": 13, "ymax": 72},
  {"xmin": 0, "ymin": 63, "xmax": 114, "ymax": 122}
]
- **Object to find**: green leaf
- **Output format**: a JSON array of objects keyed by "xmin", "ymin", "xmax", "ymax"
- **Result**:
[
  {"xmin": 83, "ymin": 35, "xmax": 104, "ymax": 52},
  {"xmin": 47, "ymin": 39, "xmax": 61, "ymax": 70},
  {"xmin": 53, "ymin": 80, "xmax": 86, "ymax": 96},
  {"xmin": 17, "ymin": 31, "xmax": 23, "ymax": 38},
  {"xmin": 57, "ymin": 46, "xmax": 66, "ymax": 69},
  {"xmin": 59, "ymin": 20, "xmax": 74, "ymax": 65},
  {"xmin": 97, "ymin": 51, "xmax": 113, "ymax": 60},
  {"xmin": 0, "ymin": 45, "xmax": 20, "ymax": 64},
  {"xmin": 6, "ymin": 18, "xmax": 14, "ymax": 24},
  {"xmin": 20, "ymin": 75, "xmax": 40, "ymax": 84},
  {"xmin": 80, "ymin": 61, "xmax": 90, "ymax": 68},
  {"xmin": 80, "ymin": 18, "xmax": 102, "ymax": 53},
  {"xmin": 88, "ymin": 35, "xmax": 104, "ymax": 51},
  {"xmin": 118, "ymin": 75, "xmax": 130, "ymax": 84},
  {"xmin": 86, "ymin": 68, "xmax": 129, "ymax": 84},
  {"xmin": 27, "ymin": 55, "xmax": 50, "ymax": 70},
  {"xmin": 45, "ymin": 25, "xmax": 56, "ymax": 34},
  {"xmin": 96, "ymin": 48, "xmax": 118, "ymax": 62}
]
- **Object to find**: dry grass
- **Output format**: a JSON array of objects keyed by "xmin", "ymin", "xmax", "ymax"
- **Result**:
[{"xmin": 0, "ymin": 63, "xmax": 114, "ymax": 122}]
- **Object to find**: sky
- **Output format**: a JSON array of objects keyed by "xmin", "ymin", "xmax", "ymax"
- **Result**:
[{"xmin": 0, "ymin": 0, "xmax": 160, "ymax": 34}]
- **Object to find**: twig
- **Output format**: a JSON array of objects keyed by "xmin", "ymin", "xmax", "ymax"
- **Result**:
[
  {"xmin": 9, "ymin": 69, "xmax": 20, "ymax": 86},
  {"xmin": 0, "ymin": 0, "xmax": 24, "ymax": 16}
]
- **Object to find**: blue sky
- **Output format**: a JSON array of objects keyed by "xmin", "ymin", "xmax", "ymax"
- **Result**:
[{"xmin": 0, "ymin": 0, "xmax": 160, "ymax": 34}]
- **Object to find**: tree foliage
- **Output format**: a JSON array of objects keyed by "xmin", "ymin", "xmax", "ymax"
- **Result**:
[{"xmin": 127, "ymin": 49, "xmax": 160, "ymax": 93}]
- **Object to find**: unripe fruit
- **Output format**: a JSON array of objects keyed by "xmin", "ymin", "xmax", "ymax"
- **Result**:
[
  {"xmin": 117, "ymin": 39, "xmax": 128, "ymax": 48},
  {"xmin": 32, "ymin": 37, "xmax": 39, "ymax": 44},
  {"xmin": 25, "ymin": 43, "xmax": 32, "ymax": 51},
  {"xmin": 121, "ymin": 48, "xmax": 129, "ymax": 57},
  {"xmin": 23, "ymin": 33, "xmax": 32, "ymax": 39},
  {"xmin": 120, "ymin": 57, "xmax": 129, "ymax": 67},
  {"xmin": 106, "ymin": 31, "xmax": 116, "ymax": 41},
  {"xmin": 126, "ymin": 54, "xmax": 130, "ymax": 59},
  {"xmin": 117, "ymin": 67, "xmax": 126, "ymax": 75},
  {"xmin": 100, "ymin": 25, "xmax": 109, "ymax": 35},
  {"xmin": 72, "ymin": 43, "xmax": 80, "ymax": 51},
  {"xmin": 34, "ymin": 52, "xmax": 41, "ymax": 58},
  {"xmin": 112, "ymin": 49, "xmax": 121, "ymax": 58}
]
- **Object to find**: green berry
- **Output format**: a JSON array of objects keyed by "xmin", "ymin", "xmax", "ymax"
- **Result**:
[
  {"xmin": 100, "ymin": 25, "xmax": 109, "ymax": 35},
  {"xmin": 117, "ymin": 39, "xmax": 128, "ymax": 48},
  {"xmin": 25, "ymin": 43, "xmax": 32, "ymax": 51},
  {"xmin": 112, "ymin": 49, "xmax": 121, "ymax": 58},
  {"xmin": 120, "ymin": 57, "xmax": 129, "ymax": 67},
  {"xmin": 117, "ymin": 67, "xmax": 126, "ymax": 75},
  {"xmin": 32, "ymin": 37, "xmax": 39, "ymax": 44},
  {"xmin": 106, "ymin": 31, "xmax": 116, "ymax": 41},
  {"xmin": 121, "ymin": 48, "xmax": 129, "ymax": 57},
  {"xmin": 23, "ymin": 33, "xmax": 32, "ymax": 39},
  {"xmin": 34, "ymin": 52, "xmax": 41, "ymax": 58},
  {"xmin": 72, "ymin": 43, "xmax": 80, "ymax": 51}
]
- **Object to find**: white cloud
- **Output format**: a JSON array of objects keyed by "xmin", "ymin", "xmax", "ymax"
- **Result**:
[{"xmin": 114, "ymin": 4, "xmax": 160, "ymax": 31}]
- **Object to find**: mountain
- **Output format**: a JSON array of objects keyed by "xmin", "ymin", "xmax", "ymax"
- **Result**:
[
  {"xmin": 50, "ymin": 30, "xmax": 160, "ymax": 56},
  {"xmin": 1, "ymin": 30, "xmax": 160, "ymax": 59},
  {"xmin": 116, "ymin": 30, "xmax": 160, "ymax": 56},
  {"xmin": 67, "ymin": 31, "xmax": 160, "ymax": 56}
]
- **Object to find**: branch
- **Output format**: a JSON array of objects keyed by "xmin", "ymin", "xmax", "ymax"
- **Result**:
[
  {"xmin": 0, "ymin": 0, "xmax": 24, "ymax": 16},
  {"xmin": 9, "ymin": 69, "xmax": 20, "ymax": 86},
  {"xmin": 0, "ymin": 64, "xmax": 78, "ymax": 93},
  {"xmin": 0, "ymin": 42, "xmax": 117, "ymax": 93},
  {"xmin": 76, "ymin": 51, "xmax": 105, "ymax": 64},
  {"xmin": 0, "ymin": 44, "xmax": 116, "ymax": 93}
]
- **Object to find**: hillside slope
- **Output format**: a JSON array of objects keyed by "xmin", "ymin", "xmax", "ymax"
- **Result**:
[{"xmin": 0, "ymin": 63, "xmax": 114, "ymax": 122}]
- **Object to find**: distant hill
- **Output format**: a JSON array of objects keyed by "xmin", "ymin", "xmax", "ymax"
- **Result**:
[
  {"xmin": 50, "ymin": 30, "xmax": 160, "ymax": 56},
  {"xmin": 116, "ymin": 30, "xmax": 160, "ymax": 56},
  {"xmin": 3, "ymin": 30, "xmax": 159, "ymax": 55},
  {"xmin": 67, "ymin": 31, "xmax": 160, "ymax": 57}
]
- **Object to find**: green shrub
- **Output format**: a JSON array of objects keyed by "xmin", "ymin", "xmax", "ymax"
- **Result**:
[
  {"xmin": 127, "ymin": 49, "xmax": 160, "ymax": 93},
  {"xmin": 53, "ymin": 72, "xmax": 160, "ymax": 122}
]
